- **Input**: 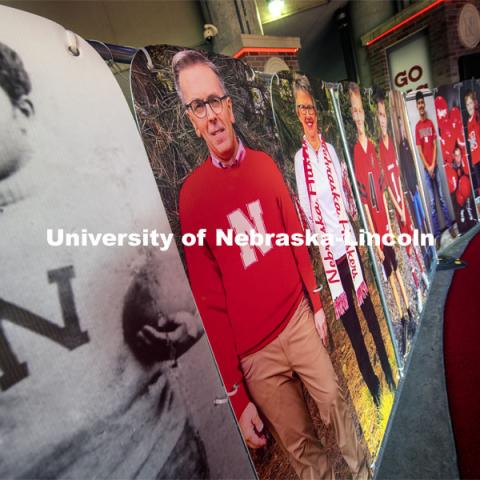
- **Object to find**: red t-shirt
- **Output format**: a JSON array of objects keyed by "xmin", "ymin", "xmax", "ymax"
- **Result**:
[
  {"xmin": 468, "ymin": 114, "xmax": 480, "ymax": 166},
  {"xmin": 379, "ymin": 136, "xmax": 413, "ymax": 238},
  {"xmin": 353, "ymin": 138, "xmax": 390, "ymax": 247},
  {"xmin": 379, "ymin": 136, "xmax": 402, "ymax": 206},
  {"xmin": 179, "ymin": 147, "xmax": 321, "ymax": 418},
  {"xmin": 416, "ymin": 118, "xmax": 437, "ymax": 168}
]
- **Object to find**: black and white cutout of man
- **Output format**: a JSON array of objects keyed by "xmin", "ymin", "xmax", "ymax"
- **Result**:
[{"xmin": 0, "ymin": 40, "xmax": 211, "ymax": 479}]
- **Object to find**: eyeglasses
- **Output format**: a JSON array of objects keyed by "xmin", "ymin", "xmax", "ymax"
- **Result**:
[
  {"xmin": 185, "ymin": 95, "xmax": 229, "ymax": 119},
  {"xmin": 297, "ymin": 104, "xmax": 316, "ymax": 116}
]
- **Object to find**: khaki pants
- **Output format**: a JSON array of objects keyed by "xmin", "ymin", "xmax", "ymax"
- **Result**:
[{"xmin": 241, "ymin": 298, "xmax": 367, "ymax": 480}]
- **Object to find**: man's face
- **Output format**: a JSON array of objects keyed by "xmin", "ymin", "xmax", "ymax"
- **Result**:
[
  {"xmin": 350, "ymin": 91, "xmax": 365, "ymax": 136},
  {"xmin": 466, "ymin": 96, "xmax": 475, "ymax": 118},
  {"xmin": 295, "ymin": 90, "xmax": 317, "ymax": 138},
  {"xmin": 179, "ymin": 64, "xmax": 236, "ymax": 162},
  {"xmin": 0, "ymin": 88, "xmax": 31, "ymax": 180},
  {"xmin": 377, "ymin": 101, "xmax": 388, "ymax": 137},
  {"xmin": 416, "ymin": 98, "xmax": 426, "ymax": 117},
  {"xmin": 454, "ymin": 148, "xmax": 462, "ymax": 167}
]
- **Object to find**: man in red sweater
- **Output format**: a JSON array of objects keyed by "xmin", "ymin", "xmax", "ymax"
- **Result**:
[{"xmin": 173, "ymin": 49, "xmax": 367, "ymax": 479}]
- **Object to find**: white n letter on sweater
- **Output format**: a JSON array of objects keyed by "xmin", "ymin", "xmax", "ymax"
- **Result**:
[{"xmin": 227, "ymin": 200, "xmax": 273, "ymax": 268}]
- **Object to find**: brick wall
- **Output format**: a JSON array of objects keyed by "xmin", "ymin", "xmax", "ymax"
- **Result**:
[
  {"xmin": 240, "ymin": 51, "xmax": 299, "ymax": 72},
  {"xmin": 445, "ymin": 0, "xmax": 480, "ymax": 77},
  {"xmin": 366, "ymin": 0, "xmax": 480, "ymax": 89}
]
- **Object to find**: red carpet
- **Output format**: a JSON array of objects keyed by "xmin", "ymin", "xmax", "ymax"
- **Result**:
[{"xmin": 444, "ymin": 232, "xmax": 480, "ymax": 479}]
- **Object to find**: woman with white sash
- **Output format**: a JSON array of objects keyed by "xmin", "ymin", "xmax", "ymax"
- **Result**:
[{"xmin": 292, "ymin": 77, "xmax": 395, "ymax": 406}]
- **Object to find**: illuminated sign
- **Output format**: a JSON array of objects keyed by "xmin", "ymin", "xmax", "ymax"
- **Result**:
[{"xmin": 387, "ymin": 30, "xmax": 433, "ymax": 93}]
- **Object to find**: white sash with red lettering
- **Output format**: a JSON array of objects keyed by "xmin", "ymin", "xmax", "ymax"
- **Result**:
[{"xmin": 302, "ymin": 135, "xmax": 368, "ymax": 319}]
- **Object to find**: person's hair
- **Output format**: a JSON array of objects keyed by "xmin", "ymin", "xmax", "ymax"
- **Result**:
[
  {"xmin": 373, "ymin": 86, "xmax": 385, "ymax": 105},
  {"xmin": 172, "ymin": 49, "xmax": 226, "ymax": 103},
  {"xmin": 464, "ymin": 89, "xmax": 475, "ymax": 101},
  {"xmin": 348, "ymin": 82, "xmax": 361, "ymax": 99},
  {"xmin": 292, "ymin": 75, "xmax": 315, "ymax": 109},
  {"xmin": 415, "ymin": 90, "xmax": 424, "ymax": 103},
  {"xmin": 0, "ymin": 41, "xmax": 32, "ymax": 112}
]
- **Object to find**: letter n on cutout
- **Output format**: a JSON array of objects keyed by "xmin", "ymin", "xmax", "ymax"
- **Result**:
[
  {"xmin": 0, "ymin": 266, "xmax": 89, "ymax": 391},
  {"xmin": 227, "ymin": 200, "xmax": 273, "ymax": 268}
]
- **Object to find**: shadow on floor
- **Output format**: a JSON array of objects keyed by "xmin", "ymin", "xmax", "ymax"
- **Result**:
[{"xmin": 375, "ymin": 224, "xmax": 480, "ymax": 480}]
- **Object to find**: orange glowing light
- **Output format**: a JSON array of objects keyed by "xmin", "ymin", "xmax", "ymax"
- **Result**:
[{"xmin": 366, "ymin": 0, "xmax": 445, "ymax": 47}]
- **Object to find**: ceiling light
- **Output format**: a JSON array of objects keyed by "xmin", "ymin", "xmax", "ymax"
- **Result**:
[{"xmin": 268, "ymin": 0, "xmax": 285, "ymax": 19}]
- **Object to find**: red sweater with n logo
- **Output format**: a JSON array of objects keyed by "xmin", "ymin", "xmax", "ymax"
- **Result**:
[{"xmin": 179, "ymin": 147, "xmax": 322, "ymax": 418}]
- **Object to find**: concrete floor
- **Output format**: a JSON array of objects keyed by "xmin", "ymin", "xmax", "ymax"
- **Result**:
[{"xmin": 375, "ymin": 224, "xmax": 480, "ymax": 480}]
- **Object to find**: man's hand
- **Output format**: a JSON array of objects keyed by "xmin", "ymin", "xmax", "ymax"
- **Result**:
[
  {"xmin": 136, "ymin": 311, "xmax": 200, "ymax": 361},
  {"xmin": 314, "ymin": 308, "xmax": 328, "ymax": 347},
  {"xmin": 377, "ymin": 246, "xmax": 385, "ymax": 262},
  {"xmin": 428, "ymin": 165, "xmax": 435, "ymax": 178},
  {"xmin": 239, "ymin": 402, "xmax": 267, "ymax": 449}
]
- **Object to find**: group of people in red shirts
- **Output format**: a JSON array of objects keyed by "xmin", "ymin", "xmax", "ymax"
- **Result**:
[
  {"xmin": 435, "ymin": 92, "xmax": 476, "ymax": 233},
  {"xmin": 169, "ymin": 46, "xmax": 476, "ymax": 479},
  {"xmin": 349, "ymin": 84, "xmax": 425, "ymax": 356}
]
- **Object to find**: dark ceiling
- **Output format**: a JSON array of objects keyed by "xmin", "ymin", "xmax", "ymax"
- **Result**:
[{"xmin": 262, "ymin": 0, "xmax": 349, "ymax": 80}]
